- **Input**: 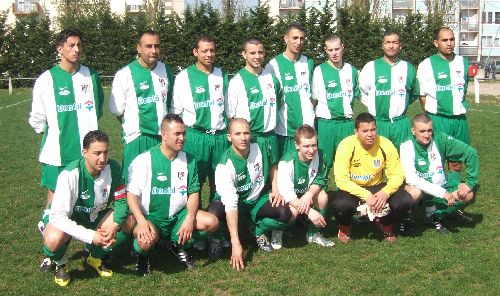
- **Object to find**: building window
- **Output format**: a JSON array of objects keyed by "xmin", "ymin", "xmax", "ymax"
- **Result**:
[
  {"xmin": 482, "ymin": 36, "xmax": 493, "ymax": 47},
  {"xmin": 496, "ymin": 12, "xmax": 500, "ymax": 24},
  {"xmin": 495, "ymin": 38, "xmax": 500, "ymax": 47},
  {"xmin": 482, "ymin": 12, "xmax": 494, "ymax": 23}
]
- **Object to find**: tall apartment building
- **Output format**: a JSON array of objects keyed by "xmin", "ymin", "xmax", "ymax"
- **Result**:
[{"xmin": 1, "ymin": 0, "xmax": 186, "ymax": 28}]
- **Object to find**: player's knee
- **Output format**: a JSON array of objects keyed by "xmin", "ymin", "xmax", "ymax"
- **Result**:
[
  {"xmin": 122, "ymin": 215, "xmax": 136, "ymax": 234},
  {"xmin": 463, "ymin": 191, "xmax": 475, "ymax": 203},
  {"xmin": 43, "ymin": 229, "xmax": 66, "ymax": 251},
  {"xmin": 405, "ymin": 185, "xmax": 423, "ymax": 202},
  {"xmin": 316, "ymin": 190, "xmax": 329, "ymax": 208},
  {"xmin": 203, "ymin": 212, "xmax": 219, "ymax": 233},
  {"xmin": 448, "ymin": 161, "xmax": 462, "ymax": 171},
  {"xmin": 391, "ymin": 192, "xmax": 415, "ymax": 213},
  {"xmin": 207, "ymin": 201, "xmax": 226, "ymax": 221},
  {"xmin": 276, "ymin": 204, "xmax": 292, "ymax": 223},
  {"xmin": 138, "ymin": 239, "xmax": 156, "ymax": 252},
  {"xmin": 331, "ymin": 193, "xmax": 358, "ymax": 215}
]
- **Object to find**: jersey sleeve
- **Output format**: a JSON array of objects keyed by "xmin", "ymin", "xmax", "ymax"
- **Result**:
[
  {"xmin": 90, "ymin": 68, "xmax": 104, "ymax": 120},
  {"xmin": 273, "ymin": 74, "xmax": 284, "ymax": 109},
  {"xmin": 417, "ymin": 60, "xmax": 431, "ymax": 96},
  {"xmin": 380, "ymin": 139, "xmax": 405, "ymax": 196},
  {"xmin": 109, "ymin": 160, "xmax": 128, "ymax": 225},
  {"xmin": 29, "ymin": 73, "xmax": 48, "ymax": 133},
  {"xmin": 109, "ymin": 68, "xmax": 127, "ymax": 116},
  {"xmin": 311, "ymin": 151, "xmax": 328, "ymax": 190},
  {"xmin": 49, "ymin": 170, "xmax": 95, "ymax": 244},
  {"xmin": 171, "ymin": 70, "xmax": 186, "ymax": 114},
  {"xmin": 358, "ymin": 63, "xmax": 372, "ymax": 108},
  {"xmin": 312, "ymin": 66, "xmax": 324, "ymax": 103},
  {"xmin": 462, "ymin": 57, "xmax": 470, "ymax": 95},
  {"xmin": 215, "ymin": 162, "xmax": 238, "ymax": 211},
  {"xmin": 334, "ymin": 138, "xmax": 372, "ymax": 199},
  {"xmin": 352, "ymin": 66, "xmax": 361, "ymax": 99},
  {"xmin": 127, "ymin": 153, "xmax": 150, "ymax": 197},
  {"xmin": 277, "ymin": 159, "xmax": 297, "ymax": 202},
  {"xmin": 408, "ymin": 64, "xmax": 419, "ymax": 104},
  {"xmin": 400, "ymin": 140, "xmax": 447, "ymax": 198},
  {"xmin": 187, "ymin": 155, "xmax": 201, "ymax": 195},
  {"xmin": 307, "ymin": 57, "xmax": 314, "ymax": 85},
  {"xmin": 226, "ymin": 76, "xmax": 240, "ymax": 119},
  {"xmin": 441, "ymin": 133, "xmax": 479, "ymax": 189},
  {"xmin": 165, "ymin": 64, "xmax": 175, "ymax": 110}
]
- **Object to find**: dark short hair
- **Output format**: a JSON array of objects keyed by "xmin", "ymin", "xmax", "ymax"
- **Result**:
[
  {"xmin": 228, "ymin": 118, "xmax": 250, "ymax": 133},
  {"xmin": 138, "ymin": 30, "xmax": 159, "ymax": 44},
  {"xmin": 412, "ymin": 113, "xmax": 432, "ymax": 126},
  {"xmin": 294, "ymin": 124, "xmax": 317, "ymax": 144},
  {"xmin": 193, "ymin": 35, "xmax": 215, "ymax": 50},
  {"xmin": 434, "ymin": 26, "xmax": 453, "ymax": 41},
  {"xmin": 56, "ymin": 29, "xmax": 83, "ymax": 47},
  {"xmin": 355, "ymin": 112, "xmax": 376, "ymax": 129},
  {"xmin": 285, "ymin": 23, "xmax": 306, "ymax": 35},
  {"xmin": 242, "ymin": 36, "xmax": 263, "ymax": 51},
  {"xmin": 383, "ymin": 29, "xmax": 401, "ymax": 42},
  {"xmin": 83, "ymin": 130, "xmax": 108, "ymax": 149},
  {"xmin": 324, "ymin": 33, "xmax": 343, "ymax": 45},
  {"xmin": 161, "ymin": 114, "xmax": 184, "ymax": 130}
]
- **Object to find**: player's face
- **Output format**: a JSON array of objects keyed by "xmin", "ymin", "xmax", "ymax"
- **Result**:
[
  {"xmin": 412, "ymin": 121, "xmax": 433, "ymax": 146},
  {"xmin": 242, "ymin": 43, "xmax": 265, "ymax": 69},
  {"xmin": 434, "ymin": 29, "xmax": 455, "ymax": 57},
  {"xmin": 295, "ymin": 136, "xmax": 318, "ymax": 162},
  {"xmin": 137, "ymin": 33, "xmax": 160, "ymax": 68},
  {"xmin": 83, "ymin": 141, "xmax": 109, "ymax": 175},
  {"xmin": 355, "ymin": 121, "xmax": 377, "ymax": 148},
  {"xmin": 324, "ymin": 39, "xmax": 344, "ymax": 65},
  {"xmin": 162, "ymin": 121, "xmax": 186, "ymax": 152},
  {"xmin": 228, "ymin": 121, "xmax": 251, "ymax": 155},
  {"xmin": 57, "ymin": 36, "xmax": 82, "ymax": 65},
  {"xmin": 382, "ymin": 34, "xmax": 401, "ymax": 60},
  {"xmin": 284, "ymin": 29, "xmax": 305, "ymax": 55},
  {"xmin": 194, "ymin": 41, "xmax": 216, "ymax": 68}
]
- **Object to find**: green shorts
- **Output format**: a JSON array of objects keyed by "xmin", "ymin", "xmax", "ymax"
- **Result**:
[
  {"xmin": 277, "ymin": 135, "xmax": 296, "ymax": 160},
  {"xmin": 40, "ymin": 163, "xmax": 65, "ymax": 191},
  {"xmin": 317, "ymin": 117, "xmax": 354, "ymax": 170},
  {"xmin": 123, "ymin": 133, "xmax": 161, "ymax": 183},
  {"xmin": 147, "ymin": 208, "xmax": 206, "ymax": 248},
  {"xmin": 376, "ymin": 115, "xmax": 411, "ymax": 151},
  {"xmin": 183, "ymin": 127, "xmax": 229, "ymax": 184},
  {"xmin": 253, "ymin": 131, "xmax": 279, "ymax": 165},
  {"xmin": 428, "ymin": 113, "xmax": 470, "ymax": 145}
]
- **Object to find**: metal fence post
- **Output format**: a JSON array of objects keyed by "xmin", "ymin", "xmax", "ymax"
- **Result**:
[{"xmin": 8, "ymin": 77, "xmax": 12, "ymax": 95}]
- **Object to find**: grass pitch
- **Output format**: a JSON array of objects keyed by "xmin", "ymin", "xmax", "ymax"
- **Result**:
[{"xmin": 0, "ymin": 87, "xmax": 498, "ymax": 295}]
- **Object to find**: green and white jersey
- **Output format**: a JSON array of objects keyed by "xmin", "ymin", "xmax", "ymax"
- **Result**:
[
  {"xmin": 127, "ymin": 146, "xmax": 199, "ymax": 221},
  {"xmin": 215, "ymin": 143, "xmax": 269, "ymax": 211},
  {"xmin": 265, "ymin": 54, "xmax": 314, "ymax": 136},
  {"xmin": 29, "ymin": 65, "xmax": 103, "ymax": 166},
  {"xmin": 109, "ymin": 60, "xmax": 174, "ymax": 144},
  {"xmin": 313, "ymin": 61, "xmax": 360, "ymax": 119},
  {"xmin": 277, "ymin": 150, "xmax": 328, "ymax": 202},
  {"xmin": 171, "ymin": 65, "xmax": 228, "ymax": 131},
  {"xmin": 417, "ymin": 54, "xmax": 469, "ymax": 116},
  {"xmin": 227, "ymin": 67, "xmax": 282, "ymax": 134},
  {"xmin": 400, "ymin": 132, "xmax": 479, "ymax": 198},
  {"xmin": 49, "ymin": 157, "xmax": 126, "ymax": 244},
  {"xmin": 359, "ymin": 58, "xmax": 418, "ymax": 120}
]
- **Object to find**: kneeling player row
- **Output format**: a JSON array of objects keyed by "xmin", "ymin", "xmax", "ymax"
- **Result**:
[{"xmin": 40, "ymin": 112, "xmax": 478, "ymax": 286}]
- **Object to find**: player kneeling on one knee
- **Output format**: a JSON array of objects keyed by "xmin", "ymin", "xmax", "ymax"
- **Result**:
[
  {"xmin": 277, "ymin": 125, "xmax": 334, "ymax": 247},
  {"xmin": 210, "ymin": 118, "xmax": 292, "ymax": 271},
  {"xmin": 126, "ymin": 114, "xmax": 219, "ymax": 276},
  {"xmin": 332, "ymin": 113, "xmax": 415, "ymax": 243},
  {"xmin": 400, "ymin": 113, "xmax": 478, "ymax": 234},
  {"xmin": 41, "ymin": 130, "xmax": 135, "ymax": 287}
]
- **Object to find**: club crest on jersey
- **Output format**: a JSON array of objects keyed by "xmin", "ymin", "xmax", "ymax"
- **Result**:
[
  {"xmin": 215, "ymin": 84, "xmax": 221, "ymax": 91},
  {"xmin": 101, "ymin": 188, "xmax": 108, "ymax": 199},
  {"xmin": 216, "ymin": 98, "xmax": 223, "ymax": 107},
  {"xmin": 397, "ymin": 89, "xmax": 406, "ymax": 97},
  {"xmin": 59, "ymin": 87, "xmax": 70, "ymax": 96},
  {"xmin": 157, "ymin": 173, "xmax": 168, "ymax": 182},
  {"xmin": 301, "ymin": 71, "xmax": 307, "ymax": 76},
  {"xmin": 254, "ymin": 163, "xmax": 261, "ymax": 172},
  {"xmin": 178, "ymin": 171, "xmax": 185, "ymax": 180},
  {"xmin": 346, "ymin": 79, "xmax": 352, "ymax": 86},
  {"xmin": 80, "ymin": 190, "xmax": 91, "ymax": 200},
  {"xmin": 269, "ymin": 97, "xmax": 276, "ymax": 107},
  {"xmin": 377, "ymin": 76, "xmax": 387, "ymax": 84},
  {"xmin": 81, "ymin": 84, "xmax": 89, "ymax": 93},
  {"xmin": 195, "ymin": 86, "xmax": 205, "ymax": 94},
  {"xmin": 161, "ymin": 91, "xmax": 167, "ymax": 102},
  {"xmin": 298, "ymin": 177, "xmax": 306, "ymax": 185},
  {"xmin": 310, "ymin": 169, "xmax": 316, "ymax": 179},
  {"xmin": 140, "ymin": 81, "xmax": 150, "ymax": 90},
  {"xmin": 255, "ymin": 175, "xmax": 263, "ymax": 185},
  {"xmin": 327, "ymin": 80, "xmax": 337, "ymax": 88},
  {"xmin": 284, "ymin": 73, "xmax": 294, "ymax": 81},
  {"xmin": 178, "ymin": 185, "xmax": 188, "ymax": 196},
  {"xmin": 159, "ymin": 78, "xmax": 166, "ymax": 87},
  {"xmin": 438, "ymin": 72, "xmax": 448, "ymax": 79},
  {"xmin": 429, "ymin": 153, "xmax": 437, "ymax": 161},
  {"xmin": 267, "ymin": 83, "xmax": 273, "ymax": 89},
  {"xmin": 417, "ymin": 158, "xmax": 426, "ymax": 166},
  {"xmin": 399, "ymin": 76, "xmax": 404, "ymax": 83},
  {"xmin": 373, "ymin": 159, "xmax": 381, "ymax": 168},
  {"xmin": 353, "ymin": 159, "xmax": 361, "ymax": 167},
  {"xmin": 85, "ymin": 100, "xmax": 94, "ymax": 111}
]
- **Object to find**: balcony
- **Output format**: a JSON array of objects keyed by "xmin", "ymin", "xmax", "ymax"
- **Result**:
[
  {"xmin": 460, "ymin": 0, "xmax": 479, "ymax": 9},
  {"xmin": 460, "ymin": 22, "xmax": 479, "ymax": 31},
  {"xmin": 126, "ymin": 4, "xmax": 143, "ymax": 13},
  {"xmin": 393, "ymin": 0, "xmax": 413, "ymax": 10},
  {"xmin": 280, "ymin": 0, "xmax": 303, "ymax": 9},
  {"xmin": 459, "ymin": 46, "xmax": 478, "ymax": 56},
  {"xmin": 12, "ymin": 1, "xmax": 41, "ymax": 15}
]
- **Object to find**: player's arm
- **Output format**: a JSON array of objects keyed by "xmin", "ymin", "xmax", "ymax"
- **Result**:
[
  {"xmin": 91, "ymin": 69, "xmax": 104, "ymax": 119},
  {"xmin": 170, "ymin": 72, "xmax": 185, "ymax": 114},
  {"xmin": 353, "ymin": 66, "xmax": 361, "ymax": 100},
  {"xmin": 408, "ymin": 64, "xmax": 420, "ymax": 105},
  {"xmin": 226, "ymin": 209, "xmax": 244, "ymax": 270},
  {"xmin": 165, "ymin": 64, "xmax": 175, "ymax": 110},
  {"xmin": 109, "ymin": 69, "xmax": 126, "ymax": 122},
  {"xmin": 416, "ymin": 62, "xmax": 428, "ymax": 112},
  {"xmin": 311, "ymin": 66, "xmax": 324, "ymax": 108},
  {"xmin": 226, "ymin": 77, "xmax": 240, "ymax": 119},
  {"xmin": 177, "ymin": 157, "xmax": 201, "ymax": 245},
  {"xmin": 380, "ymin": 140, "xmax": 405, "ymax": 198},
  {"xmin": 29, "ymin": 75, "xmax": 48, "ymax": 133},
  {"xmin": 358, "ymin": 63, "xmax": 372, "ymax": 107},
  {"xmin": 442, "ymin": 133, "xmax": 479, "ymax": 193}
]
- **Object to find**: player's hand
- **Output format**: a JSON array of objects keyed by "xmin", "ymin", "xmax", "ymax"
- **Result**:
[
  {"xmin": 366, "ymin": 194, "xmax": 377, "ymax": 213},
  {"xmin": 92, "ymin": 229, "xmax": 115, "ymax": 248},
  {"xmin": 443, "ymin": 192, "xmax": 456, "ymax": 206},
  {"xmin": 457, "ymin": 183, "xmax": 471, "ymax": 200},
  {"xmin": 98, "ymin": 222, "xmax": 120, "ymax": 243},
  {"xmin": 373, "ymin": 191, "xmax": 389, "ymax": 213},
  {"xmin": 137, "ymin": 220, "xmax": 156, "ymax": 245},
  {"xmin": 269, "ymin": 192, "xmax": 285, "ymax": 207},
  {"xmin": 230, "ymin": 242, "xmax": 245, "ymax": 271},
  {"xmin": 308, "ymin": 209, "xmax": 327, "ymax": 228},
  {"xmin": 298, "ymin": 192, "xmax": 313, "ymax": 214},
  {"xmin": 177, "ymin": 215, "xmax": 194, "ymax": 245}
]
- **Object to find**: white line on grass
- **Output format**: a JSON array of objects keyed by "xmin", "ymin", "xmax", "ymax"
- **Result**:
[
  {"xmin": 468, "ymin": 108, "xmax": 500, "ymax": 114},
  {"xmin": 0, "ymin": 99, "xmax": 30, "ymax": 110}
]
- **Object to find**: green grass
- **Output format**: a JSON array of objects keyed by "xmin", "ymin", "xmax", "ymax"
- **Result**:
[{"xmin": 0, "ymin": 87, "xmax": 499, "ymax": 295}]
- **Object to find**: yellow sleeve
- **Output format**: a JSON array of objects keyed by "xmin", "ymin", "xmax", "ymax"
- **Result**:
[
  {"xmin": 334, "ymin": 137, "xmax": 372, "ymax": 200},
  {"xmin": 380, "ymin": 138, "xmax": 405, "ymax": 196}
]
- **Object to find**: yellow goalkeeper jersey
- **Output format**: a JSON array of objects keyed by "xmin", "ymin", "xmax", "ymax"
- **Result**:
[{"xmin": 334, "ymin": 135, "xmax": 404, "ymax": 200}]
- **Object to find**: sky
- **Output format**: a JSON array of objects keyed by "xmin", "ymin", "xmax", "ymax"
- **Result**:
[{"xmin": 185, "ymin": 0, "xmax": 259, "ymax": 10}]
